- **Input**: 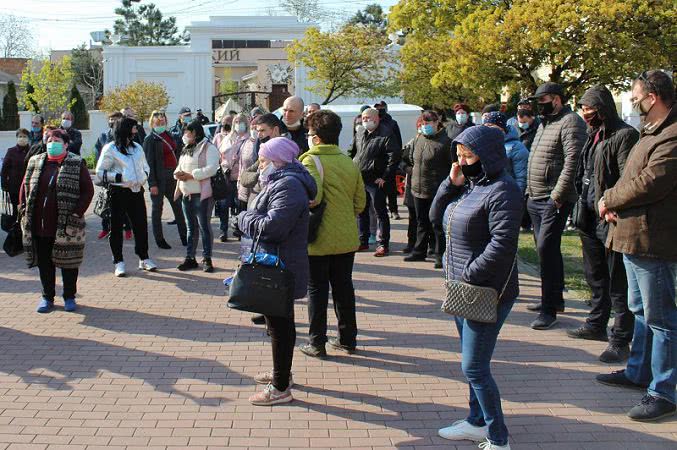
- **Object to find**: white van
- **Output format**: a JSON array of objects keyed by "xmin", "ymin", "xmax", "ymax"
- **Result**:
[{"xmin": 274, "ymin": 103, "xmax": 423, "ymax": 152}]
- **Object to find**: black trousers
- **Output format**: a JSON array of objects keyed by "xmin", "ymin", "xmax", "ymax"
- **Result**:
[
  {"xmin": 386, "ymin": 176, "xmax": 399, "ymax": 214},
  {"xmin": 307, "ymin": 253, "xmax": 357, "ymax": 348},
  {"xmin": 109, "ymin": 187, "xmax": 149, "ymax": 263},
  {"xmin": 527, "ymin": 197, "xmax": 573, "ymax": 316},
  {"xmin": 412, "ymin": 196, "xmax": 444, "ymax": 258},
  {"xmin": 265, "ymin": 315, "xmax": 295, "ymax": 391},
  {"xmin": 150, "ymin": 170, "xmax": 186, "ymax": 243},
  {"xmin": 35, "ymin": 236, "xmax": 78, "ymax": 301},
  {"xmin": 579, "ymin": 230, "xmax": 634, "ymax": 344},
  {"xmin": 406, "ymin": 205, "xmax": 417, "ymax": 247}
]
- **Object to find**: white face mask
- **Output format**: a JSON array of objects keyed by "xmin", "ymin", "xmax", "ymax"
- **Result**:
[
  {"xmin": 250, "ymin": 129, "xmax": 257, "ymax": 139},
  {"xmin": 182, "ymin": 135, "xmax": 192, "ymax": 146},
  {"xmin": 236, "ymin": 122, "xmax": 247, "ymax": 134},
  {"xmin": 307, "ymin": 135, "xmax": 315, "ymax": 149},
  {"xmin": 61, "ymin": 119, "xmax": 72, "ymax": 129},
  {"xmin": 284, "ymin": 118, "xmax": 301, "ymax": 129},
  {"xmin": 17, "ymin": 137, "xmax": 29, "ymax": 147},
  {"xmin": 362, "ymin": 120, "xmax": 377, "ymax": 131},
  {"xmin": 259, "ymin": 163, "xmax": 275, "ymax": 186},
  {"xmin": 455, "ymin": 113, "xmax": 468, "ymax": 125}
]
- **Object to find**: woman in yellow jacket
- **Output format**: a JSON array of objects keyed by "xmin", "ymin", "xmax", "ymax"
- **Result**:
[{"xmin": 297, "ymin": 110, "xmax": 366, "ymax": 358}]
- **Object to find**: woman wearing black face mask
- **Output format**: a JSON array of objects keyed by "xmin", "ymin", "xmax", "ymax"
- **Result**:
[{"xmin": 430, "ymin": 125, "xmax": 522, "ymax": 450}]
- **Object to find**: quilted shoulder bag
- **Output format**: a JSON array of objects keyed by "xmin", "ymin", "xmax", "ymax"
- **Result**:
[
  {"xmin": 441, "ymin": 197, "xmax": 516, "ymax": 323},
  {"xmin": 93, "ymin": 171, "xmax": 111, "ymax": 219}
]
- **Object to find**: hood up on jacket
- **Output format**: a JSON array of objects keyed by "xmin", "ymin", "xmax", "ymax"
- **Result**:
[
  {"xmin": 579, "ymin": 85, "xmax": 623, "ymax": 130},
  {"xmin": 268, "ymin": 159, "xmax": 318, "ymax": 200},
  {"xmin": 453, "ymin": 125, "xmax": 508, "ymax": 178}
]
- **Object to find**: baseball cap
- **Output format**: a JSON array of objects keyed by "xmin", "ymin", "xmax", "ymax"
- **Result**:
[
  {"xmin": 178, "ymin": 106, "xmax": 192, "ymax": 115},
  {"xmin": 529, "ymin": 82, "xmax": 565, "ymax": 100}
]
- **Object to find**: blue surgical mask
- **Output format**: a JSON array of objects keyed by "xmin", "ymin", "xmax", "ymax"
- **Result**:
[
  {"xmin": 183, "ymin": 115, "xmax": 192, "ymax": 124},
  {"xmin": 420, "ymin": 124, "xmax": 435, "ymax": 136},
  {"xmin": 31, "ymin": 126, "xmax": 41, "ymax": 133},
  {"xmin": 456, "ymin": 113, "xmax": 468, "ymax": 125},
  {"xmin": 46, "ymin": 142, "xmax": 64, "ymax": 157},
  {"xmin": 518, "ymin": 121, "xmax": 530, "ymax": 130}
]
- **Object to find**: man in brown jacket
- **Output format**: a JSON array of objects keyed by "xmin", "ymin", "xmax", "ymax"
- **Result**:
[{"xmin": 595, "ymin": 70, "xmax": 676, "ymax": 422}]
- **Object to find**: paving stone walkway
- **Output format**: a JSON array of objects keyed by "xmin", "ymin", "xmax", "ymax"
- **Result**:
[{"xmin": 0, "ymin": 195, "xmax": 675, "ymax": 450}]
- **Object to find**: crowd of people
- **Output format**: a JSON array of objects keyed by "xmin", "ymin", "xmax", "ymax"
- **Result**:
[{"xmin": 1, "ymin": 69, "xmax": 675, "ymax": 450}]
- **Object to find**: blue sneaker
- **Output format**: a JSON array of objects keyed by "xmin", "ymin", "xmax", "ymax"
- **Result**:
[
  {"xmin": 368, "ymin": 235, "xmax": 376, "ymax": 245},
  {"xmin": 64, "ymin": 298, "xmax": 77, "ymax": 312},
  {"xmin": 36, "ymin": 298, "xmax": 54, "ymax": 313}
]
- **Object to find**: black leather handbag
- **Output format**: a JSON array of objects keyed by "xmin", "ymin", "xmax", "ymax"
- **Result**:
[
  {"xmin": 211, "ymin": 167, "xmax": 231, "ymax": 201},
  {"xmin": 227, "ymin": 229, "xmax": 295, "ymax": 318},
  {"xmin": 3, "ymin": 221, "xmax": 23, "ymax": 257}
]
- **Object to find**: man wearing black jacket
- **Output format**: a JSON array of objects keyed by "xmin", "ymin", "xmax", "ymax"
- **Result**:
[
  {"xmin": 375, "ymin": 101, "xmax": 403, "ymax": 219},
  {"xmin": 350, "ymin": 107, "xmax": 401, "ymax": 257},
  {"xmin": 567, "ymin": 85, "xmax": 639, "ymax": 363}
]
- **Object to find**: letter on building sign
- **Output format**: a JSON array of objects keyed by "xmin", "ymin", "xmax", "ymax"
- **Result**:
[{"xmin": 213, "ymin": 49, "xmax": 241, "ymax": 64}]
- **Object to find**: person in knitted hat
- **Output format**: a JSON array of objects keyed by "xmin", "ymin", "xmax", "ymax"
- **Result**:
[
  {"xmin": 483, "ymin": 112, "xmax": 529, "ymax": 194},
  {"xmin": 238, "ymin": 136, "xmax": 317, "ymax": 407}
]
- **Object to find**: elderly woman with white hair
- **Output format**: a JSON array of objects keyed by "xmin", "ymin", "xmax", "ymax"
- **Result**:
[{"xmin": 238, "ymin": 137, "xmax": 317, "ymax": 406}]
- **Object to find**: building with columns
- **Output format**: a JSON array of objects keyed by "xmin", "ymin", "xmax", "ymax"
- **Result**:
[{"xmin": 102, "ymin": 15, "xmax": 403, "ymax": 121}]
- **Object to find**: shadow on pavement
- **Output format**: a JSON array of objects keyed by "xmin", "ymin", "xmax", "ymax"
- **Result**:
[{"xmin": 0, "ymin": 326, "xmax": 249, "ymax": 406}]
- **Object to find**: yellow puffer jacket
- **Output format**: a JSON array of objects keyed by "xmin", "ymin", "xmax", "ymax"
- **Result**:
[{"xmin": 299, "ymin": 144, "xmax": 366, "ymax": 256}]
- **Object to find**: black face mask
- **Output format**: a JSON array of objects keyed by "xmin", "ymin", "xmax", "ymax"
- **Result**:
[
  {"xmin": 460, "ymin": 160, "xmax": 483, "ymax": 178},
  {"xmin": 259, "ymin": 135, "xmax": 271, "ymax": 144},
  {"xmin": 222, "ymin": 124, "xmax": 232, "ymax": 133},
  {"xmin": 537, "ymin": 100, "xmax": 555, "ymax": 117}
]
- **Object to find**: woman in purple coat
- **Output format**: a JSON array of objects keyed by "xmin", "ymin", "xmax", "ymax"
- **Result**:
[{"xmin": 238, "ymin": 137, "xmax": 317, "ymax": 406}]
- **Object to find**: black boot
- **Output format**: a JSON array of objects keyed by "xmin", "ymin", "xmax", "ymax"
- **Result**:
[
  {"xmin": 202, "ymin": 258, "xmax": 214, "ymax": 273},
  {"xmin": 177, "ymin": 257, "xmax": 198, "ymax": 271},
  {"xmin": 156, "ymin": 239, "xmax": 171, "ymax": 250}
]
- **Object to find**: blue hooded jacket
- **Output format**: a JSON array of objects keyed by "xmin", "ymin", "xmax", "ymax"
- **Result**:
[
  {"xmin": 430, "ymin": 126, "xmax": 523, "ymax": 302},
  {"xmin": 238, "ymin": 161, "xmax": 318, "ymax": 299},
  {"xmin": 504, "ymin": 125, "xmax": 529, "ymax": 194}
]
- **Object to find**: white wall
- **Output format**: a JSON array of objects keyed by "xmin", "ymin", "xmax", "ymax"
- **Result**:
[{"xmin": 103, "ymin": 45, "xmax": 212, "ymax": 120}]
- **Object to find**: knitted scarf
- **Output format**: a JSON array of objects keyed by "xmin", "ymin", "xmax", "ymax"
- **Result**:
[{"xmin": 22, "ymin": 153, "xmax": 85, "ymax": 269}]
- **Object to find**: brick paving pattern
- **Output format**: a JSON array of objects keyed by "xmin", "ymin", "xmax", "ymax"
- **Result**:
[{"xmin": 0, "ymin": 194, "xmax": 675, "ymax": 449}]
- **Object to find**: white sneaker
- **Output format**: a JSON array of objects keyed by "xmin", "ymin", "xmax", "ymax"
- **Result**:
[
  {"xmin": 438, "ymin": 419, "xmax": 488, "ymax": 442},
  {"xmin": 114, "ymin": 262, "xmax": 126, "ymax": 277},
  {"xmin": 138, "ymin": 258, "xmax": 158, "ymax": 271},
  {"xmin": 479, "ymin": 439, "xmax": 511, "ymax": 450}
]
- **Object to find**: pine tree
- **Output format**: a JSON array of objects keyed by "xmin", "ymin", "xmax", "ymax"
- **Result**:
[
  {"xmin": 109, "ymin": 0, "xmax": 188, "ymax": 46},
  {"xmin": 1, "ymin": 81, "xmax": 19, "ymax": 130},
  {"xmin": 69, "ymin": 85, "xmax": 89, "ymax": 130}
]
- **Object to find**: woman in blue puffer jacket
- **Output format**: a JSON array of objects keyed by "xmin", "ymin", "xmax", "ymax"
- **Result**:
[
  {"xmin": 430, "ymin": 126, "xmax": 522, "ymax": 450},
  {"xmin": 238, "ymin": 137, "xmax": 317, "ymax": 407}
]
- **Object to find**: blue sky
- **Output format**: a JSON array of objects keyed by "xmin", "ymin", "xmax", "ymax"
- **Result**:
[{"xmin": 3, "ymin": 0, "xmax": 399, "ymax": 52}]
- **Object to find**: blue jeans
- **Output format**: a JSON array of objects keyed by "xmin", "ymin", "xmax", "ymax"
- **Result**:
[
  {"xmin": 181, "ymin": 194, "xmax": 215, "ymax": 259},
  {"xmin": 623, "ymin": 254, "xmax": 677, "ymax": 404},
  {"xmin": 358, "ymin": 181, "xmax": 390, "ymax": 248},
  {"xmin": 215, "ymin": 180, "xmax": 238, "ymax": 234},
  {"xmin": 454, "ymin": 297, "xmax": 514, "ymax": 446}
]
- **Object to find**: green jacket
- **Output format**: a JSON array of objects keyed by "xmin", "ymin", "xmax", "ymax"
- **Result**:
[{"xmin": 300, "ymin": 144, "xmax": 366, "ymax": 256}]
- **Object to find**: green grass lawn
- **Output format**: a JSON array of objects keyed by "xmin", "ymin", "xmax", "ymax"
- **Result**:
[{"xmin": 518, "ymin": 230, "xmax": 591, "ymax": 299}]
